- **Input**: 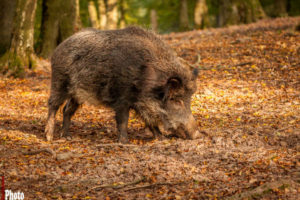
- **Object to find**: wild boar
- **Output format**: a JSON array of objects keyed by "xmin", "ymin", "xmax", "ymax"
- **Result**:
[{"xmin": 45, "ymin": 26, "xmax": 201, "ymax": 143}]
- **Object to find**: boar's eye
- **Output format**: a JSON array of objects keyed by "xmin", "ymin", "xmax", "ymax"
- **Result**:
[
  {"xmin": 152, "ymin": 87, "xmax": 165, "ymax": 100},
  {"xmin": 158, "ymin": 91, "xmax": 165, "ymax": 100}
]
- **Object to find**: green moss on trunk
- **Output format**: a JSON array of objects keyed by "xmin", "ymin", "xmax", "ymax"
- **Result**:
[
  {"xmin": 0, "ymin": 51, "xmax": 37, "ymax": 77},
  {"xmin": 0, "ymin": 0, "xmax": 37, "ymax": 77},
  {"xmin": 0, "ymin": 52, "xmax": 24, "ymax": 77}
]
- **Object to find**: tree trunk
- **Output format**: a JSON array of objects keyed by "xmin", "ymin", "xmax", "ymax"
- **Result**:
[
  {"xmin": 194, "ymin": 0, "xmax": 209, "ymax": 29},
  {"xmin": 98, "ymin": 0, "xmax": 107, "ymax": 29},
  {"xmin": 287, "ymin": 0, "xmax": 300, "ymax": 16},
  {"xmin": 150, "ymin": 9, "xmax": 158, "ymax": 32},
  {"xmin": 88, "ymin": 0, "xmax": 99, "ymax": 28},
  {"xmin": 0, "ymin": 0, "xmax": 37, "ymax": 77},
  {"xmin": 250, "ymin": 0, "xmax": 266, "ymax": 21},
  {"xmin": 106, "ymin": 0, "xmax": 118, "ymax": 29},
  {"xmin": 274, "ymin": 0, "xmax": 288, "ymax": 17},
  {"xmin": 119, "ymin": 0, "xmax": 126, "ymax": 29},
  {"xmin": 75, "ymin": 0, "xmax": 82, "ymax": 29},
  {"xmin": 0, "ymin": 0, "xmax": 17, "ymax": 55},
  {"xmin": 179, "ymin": 0, "xmax": 189, "ymax": 31},
  {"xmin": 217, "ymin": 0, "xmax": 265, "ymax": 27},
  {"xmin": 40, "ymin": 0, "xmax": 77, "ymax": 58}
]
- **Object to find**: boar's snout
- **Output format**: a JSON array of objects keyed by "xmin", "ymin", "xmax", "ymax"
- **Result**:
[
  {"xmin": 172, "ymin": 114, "xmax": 201, "ymax": 140},
  {"xmin": 184, "ymin": 114, "xmax": 201, "ymax": 139},
  {"xmin": 189, "ymin": 129, "xmax": 201, "ymax": 140}
]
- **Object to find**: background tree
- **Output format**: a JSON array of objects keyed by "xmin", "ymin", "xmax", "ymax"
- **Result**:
[
  {"xmin": 150, "ymin": 9, "xmax": 158, "ymax": 32},
  {"xmin": 106, "ymin": 0, "xmax": 119, "ymax": 29},
  {"xmin": 217, "ymin": 0, "xmax": 266, "ymax": 27},
  {"xmin": 88, "ymin": 0, "xmax": 99, "ymax": 28},
  {"xmin": 76, "ymin": 0, "xmax": 82, "ymax": 29},
  {"xmin": 0, "ymin": 0, "xmax": 17, "ymax": 55},
  {"xmin": 119, "ymin": 0, "xmax": 127, "ymax": 28},
  {"xmin": 194, "ymin": 0, "xmax": 209, "ymax": 29},
  {"xmin": 287, "ymin": 0, "xmax": 300, "ymax": 16},
  {"xmin": 274, "ymin": 0, "xmax": 288, "ymax": 17},
  {"xmin": 260, "ymin": 0, "xmax": 299, "ymax": 17},
  {"xmin": 179, "ymin": 0, "xmax": 190, "ymax": 31},
  {"xmin": 40, "ymin": 0, "xmax": 77, "ymax": 58},
  {"xmin": 98, "ymin": 0, "xmax": 107, "ymax": 29},
  {"xmin": 0, "ymin": 0, "xmax": 37, "ymax": 77}
]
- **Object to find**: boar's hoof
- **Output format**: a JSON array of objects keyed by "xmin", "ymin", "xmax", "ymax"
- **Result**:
[
  {"xmin": 144, "ymin": 127, "xmax": 154, "ymax": 138},
  {"xmin": 154, "ymin": 134, "xmax": 166, "ymax": 141},
  {"xmin": 46, "ymin": 133, "xmax": 53, "ymax": 142},
  {"xmin": 64, "ymin": 135, "xmax": 72, "ymax": 141},
  {"xmin": 118, "ymin": 135, "xmax": 129, "ymax": 144},
  {"xmin": 189, "ymin": 130, "xmax": 202, "ymax": 140},
  {"xmin": 45, "ymin": 128, "xmax": 53, "ymax": 142},
  {"xmin": 60, "ymin": 132, "xmax": 72, "ymax": 141}
]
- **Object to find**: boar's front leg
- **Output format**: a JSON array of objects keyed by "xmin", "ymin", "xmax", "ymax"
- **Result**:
[{"xmin": 115, "ymin": 107, "xmax": 130, "ymax": 144}]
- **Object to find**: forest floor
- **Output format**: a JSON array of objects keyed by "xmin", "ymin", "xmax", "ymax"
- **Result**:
[{"xmin": 0, "ymin": 17, "xmax": 299, "ymax": 199}]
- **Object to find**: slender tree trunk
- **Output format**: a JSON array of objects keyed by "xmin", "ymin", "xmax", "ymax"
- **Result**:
[
  {"xmin": 150, "ymin": 9, "xmax": 158, "ymax": 32},
  {"xmin": 250, "ymin": 0, "xmax": 266, "ymax": 21},
  {"xmin": 179, "ymin": 0, "xmax": 189, "ymax": 31},
  {"xmin": 0, "ymin": 0, "xmax": 17, "ymax": 55},
  {"xmin": 119, "ymin": 0, "xmax": 126, "ymax": 28},
  {"xmin": 194, "ymin": 0, "xmax": 209, "ymax": 29},
  {"xmin": 59, "ymin": 1, "xmax": 77, "ymax": 42},
  {"xmin": 40, "ymin": 0, "xmax": 77, "ymax": 58},
  {"xmin": 98, "ymin": 0, "xmax": 107, "ymax": 29},
  {"xmin": 274, "ymin": 0, "xmax": 288, "ymax": 17},
  {"xmin": 75, "ymin": 0, "xmax": 82, "ymax": 30},
  {"xmin": 0, "ymin": 0, "xmax": 37, "ymax": 77},
  {"xmin": 88, "ymin": 0, "xmax": 99, "ymax": 28},
  {"xmin": 217, "ymin": 0, "xmax": 265, "ymax": 27},
  {"xmin": 106, "ymin": 0, "xmax": 118, "ymax": 29}
]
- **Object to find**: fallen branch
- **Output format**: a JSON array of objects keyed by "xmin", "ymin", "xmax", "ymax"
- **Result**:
[
  {"xmin": 232, "ymin": 62, "xmax": 253, "ymax": 67},
  {"xmin": 86, "ymin": 176, "xmax": 145, "ymax": 193},
  {"xmin": 23, "ymin": 148, "xmax": 56, "ymax": 158},
  {"xmin": 124, "ymin": 181, "xmax": 184, "ymax": 191}
]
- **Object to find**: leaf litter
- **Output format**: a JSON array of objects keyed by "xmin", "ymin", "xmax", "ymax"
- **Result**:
[{"xmin": 0, "ymin": 17, "xmax": 299, "ymax": 199}]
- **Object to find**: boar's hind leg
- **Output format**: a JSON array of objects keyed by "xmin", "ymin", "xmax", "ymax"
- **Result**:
[
  {"xmin": 61, "ymin": 98, "xmax": 79, "ymax": 139},
  {"xmin": 45, "ymin": 93, "xmax": 67, "ymax": 141},
  {"xmin": 115, "ymin": 107, "xmax": 130, "ymax": 144}
]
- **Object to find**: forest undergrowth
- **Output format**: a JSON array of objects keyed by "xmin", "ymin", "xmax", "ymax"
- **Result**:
[{"xmin": 0, "ymin": 17, "xmax": 299, "ymax": 199}]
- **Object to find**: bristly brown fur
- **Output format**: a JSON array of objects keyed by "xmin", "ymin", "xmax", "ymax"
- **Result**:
[{"xmin": 45, "ymin": 26, "xmax": 200, "ymax": 142}]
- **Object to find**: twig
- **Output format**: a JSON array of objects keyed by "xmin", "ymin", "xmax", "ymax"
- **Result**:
[
  {"xmin": 124, "ymin": 181, "xmax": 184, "ymax": 191},
  {"xmin": 23, "ymin": 148, "xmax": 56, "ymax": 158},
  {"xmin": 86, "ymin": 176, "xmax": 145, "ymax": 193},
  {"xmin": 200, "ymin": 62, "xmax": 253, "ymax": 70},
  {"xmin": 96, "ymin": 143, "xmax": 137, "ymax": 148},
  {"xmin": 232, "ymin": 62, "xmax": 253, "ymax": 67}
]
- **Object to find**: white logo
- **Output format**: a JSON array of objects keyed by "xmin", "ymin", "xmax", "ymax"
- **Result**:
[{"xmin": 5, "ymin": 190, "xmax": 24, "ymax": 200}]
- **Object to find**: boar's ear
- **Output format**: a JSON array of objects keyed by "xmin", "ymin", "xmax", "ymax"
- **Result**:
[{"xmin": 163, "ymin": 77, "xmax": 182, "ymax": 101}]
